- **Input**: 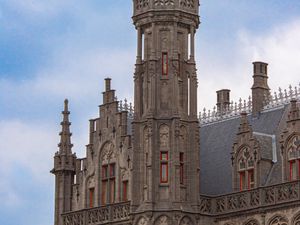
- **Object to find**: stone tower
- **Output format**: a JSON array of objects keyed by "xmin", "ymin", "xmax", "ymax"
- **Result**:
[
  {"xmin": 51, "ymin": 100, "xmax": 76, "ymax": 225},
  {"xmin": 131, "ymin": 0, "xmax": 201, "ymax": 224}
]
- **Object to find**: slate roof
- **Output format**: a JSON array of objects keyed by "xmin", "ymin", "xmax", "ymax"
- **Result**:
[{"xmin": 200, "ymin": 106, "xmax": 286, "ymax": 196}]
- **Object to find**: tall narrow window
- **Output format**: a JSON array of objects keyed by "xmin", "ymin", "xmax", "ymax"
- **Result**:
[
  {"xmin": 188, "ymin": 77, "xmax": 190, "ymax": 115},
  {"xmin": 122, "ymin": 180, "xmax": 128, "ymax": 201},
  {"xmin": 162, "ymin": 52, "xmax": 168, "ymax": 76},
  {"xmin": 109, "ymin": 164, "xmax": 116, "ymax": 203},
  {"xmin": 180, "ymin": 152, "xmax": 184, "ymax": 184},
  {"xmin": 248, "ymin": 169, "xmax": 254, "ymax": 189},
  {"xmin": 102, "ymin": 165, "xmax": 108, "ymax": 205},
  {"xmin": 290, "ymin": 160, "xmax": 297, "ymax": 181},
  {"xmin": 160, "ymin": 152, "xmax": 168, "ymax": 183},
  {"xmin": 239, "ymin": 171, "xmax": 246, "ymax": 191},
  {"xmin": 102, "ymin": 163, "xmax": 116, "ymax": 204},
  {"xmin": 287, "ymin": 135, "xmax": 300, "ymax": 181},
  {"xmin": 89, "ymin": 188, "xmax": 95, "ymax": 208},
  {"xmin": 178, "ymin": 53, "xmax": 181, "ymax": 74}
]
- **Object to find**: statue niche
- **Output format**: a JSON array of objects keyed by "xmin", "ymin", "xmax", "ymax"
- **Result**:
[{"xmin": 159, "ymin": 125, "xmax": 170, "ymax": 149}]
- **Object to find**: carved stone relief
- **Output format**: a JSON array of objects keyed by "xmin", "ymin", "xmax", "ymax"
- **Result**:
[
  {"xmin": 137, "ymin": 217, "xmax": 148, "ymax": 225},
  {"xmin": 101, "ymin": 142, "xmax": 116, "ymax": 164},
  {"xmin": 155, "ymin": 215, "xmax": 170, "ymax": 225},
  {"xmin": 245, "ymin": 220, "xmax": 259, "ymax": 225},
  {"xmin": 180, "ymin": 0, "xmax": 194, "ymax": 8},
  {"xmin": 160, "ymin": 125, "xmax": 170, "ymax": 148},
  {"xmin": 154, "ymin": 0, "xmax": 175, "ymax": 6},
  {"xmin": 294, "ymin": 214, "xmax": 300, "ymax": 225},
  {"xmin": 269, "ymin": 216, "xmax": 288, "ymax": 225},
  {"xmin": 136, "ymin": 0, "xmax": 149, "ymax": 10},
  {"xmin": 180, "ymin": 216, "xmax": 193, "ymax": 225}
]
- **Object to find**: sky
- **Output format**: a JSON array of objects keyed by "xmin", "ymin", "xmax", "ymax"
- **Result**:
[{"xmin": 0, "ymin": 1, "xmax": 300, "ymax": 225}]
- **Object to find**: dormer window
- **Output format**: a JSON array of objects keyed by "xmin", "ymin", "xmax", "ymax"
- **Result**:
[
  {"xmin": 237, "ymin": 147, "xmax": 256, "ymax": 191},
  {"xmin": 287, "ymin": 135, "xmax": 300, "ymax": 181}
]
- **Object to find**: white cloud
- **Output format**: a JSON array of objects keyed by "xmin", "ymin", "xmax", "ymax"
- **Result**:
[
  {"xmin": 197, "ymin": 18, "xmax": 300, "ymax": 112},
  {"xmin": 0, "ymin": 120, "xmax": 56, "ymax": 180}
]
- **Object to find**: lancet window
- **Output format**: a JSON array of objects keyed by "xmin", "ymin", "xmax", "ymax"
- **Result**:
[
  {"xmin": 237, "ymin": 147, "xmax": 255, "ymax": 191},
  {"xmin": 100, "ymin": 142, "xmax": 118, "ymax": 205},
  {"xmin": 287, "ymin": 135, "xmax": 300, "ymax": 181}
]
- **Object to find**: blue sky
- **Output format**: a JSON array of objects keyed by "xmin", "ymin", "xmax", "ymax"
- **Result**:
[{"xmin": 0, "ymin": 1, "xmax": 300, "ymax": 225}]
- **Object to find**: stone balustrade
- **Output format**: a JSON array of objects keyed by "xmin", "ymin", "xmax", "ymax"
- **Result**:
[
  {"xmin": 62, "ymin": 181, "xmax": 300, "ymax": 223},
  {"xmin": 199, "ymin": 180, "xmax": 300, "ymax": 217},
  {"xmin": 62, "ymin": 201, "xmax": 130, "ymax": 225}
]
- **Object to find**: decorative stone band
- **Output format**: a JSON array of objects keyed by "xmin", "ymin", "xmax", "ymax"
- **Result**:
[
  {"xmin": 61, "ymin": 181, "xmax": 300, "ymax": 223},
  {"xmin": 199, "ymin": 83, "xmax": 300, "ymax": 126},
  {"xmin": 199, "ymin": 180, "xmax": 300, "ymax": 217},
  {"xmin": 62, "ymin": 201, "xmax": 130, "ymax": 225}
]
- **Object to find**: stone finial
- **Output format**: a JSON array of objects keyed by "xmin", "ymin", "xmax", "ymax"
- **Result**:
[{"xmin": 58, "ymin": 99, "xmax": 73, "ymax": 154}]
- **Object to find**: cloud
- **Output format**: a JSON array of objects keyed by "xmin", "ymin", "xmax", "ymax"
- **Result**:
[
  {"xmin": 197, "ymin": 18, "xmax": 300, "ymax": 112},
  {"xmin": 4, "ymin": 0, "xmax": 73, "ymax": 16}
]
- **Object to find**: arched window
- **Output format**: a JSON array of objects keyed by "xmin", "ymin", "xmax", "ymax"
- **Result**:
[
  {"xmin": 269, "ymin": 216, "xmax": 288, "ymax": 225},
  {"xmin": 287, "ymin": 135, "xmax": 300, "ymax": 181},
  {"xmin": 238, "ymin": 147, "xmax": 255, "ymax": 191},
  {"xmin": 159, "ymin": 125, "xmax": 170, "ymax": 184},
  {"xmin": 100, "ymin": 142, "xmax": 118, "ymax": 205}
]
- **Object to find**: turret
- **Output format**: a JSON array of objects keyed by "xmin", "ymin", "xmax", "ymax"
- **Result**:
[
  {"xmin": 131, "ymin": 0, "xmax": 201, "ymax": 216},
  {"xmin": 51, "ymin": 99, "xmax": 76, "ymax": 225}
]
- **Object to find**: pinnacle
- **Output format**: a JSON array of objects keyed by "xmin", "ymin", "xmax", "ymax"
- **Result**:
[{"xmin": 58, "ymin": 99, "xmax": 73, "ymax": 154}]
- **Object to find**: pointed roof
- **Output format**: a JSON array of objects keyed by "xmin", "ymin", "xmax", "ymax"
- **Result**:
[{"xmin": 58, "ymin": 99, "xmax": 73, "ymax": 154}]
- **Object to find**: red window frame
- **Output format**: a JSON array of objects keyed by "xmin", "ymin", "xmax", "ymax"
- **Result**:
[
  {"xmin": 101, "ymin": 181, "xmax": 107, "ymax": 205},
  {"xmin": 89, "ymin": 188, "xmax": 95, "ymax": 208},
  {"xmin": 248, "ymin": 169, "xmax": 254, "ymax": 190},
  {"xmin": 162, "ymin": 52, "xmax": 168, "ymax": 76},
  {"xmin": 180, "ymin": 152, "xmax": 184, "ymax": 184},
  {"xmin": 239, "ymin": 171, "xmax": 246, "ymax": 191},
  {"xmin": 290, "ymin": 160, "xmax": 297, "ymax": 181},
  {"xmin": 160, "ymin": 152, "xmax": 169, "ymax": 183},
  {"xmin": 110, "ymin": 164, "xmax": 115, "ymax": 177},
  {"xmin": 109, "ymin": 179, "xmax": 115, "ymax": 203},
  {"xmin": 102, "ymin": 165, "xmax": 108, "ymax": 179}
]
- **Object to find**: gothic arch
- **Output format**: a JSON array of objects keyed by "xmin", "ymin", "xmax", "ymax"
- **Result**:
[
  {"xmin": 100, "ymin": 141, "xmax": 117, "ymax": 164},
  {"xmin": 282, "ymin": 133, "xmax": 300, "ymax": 181},
  {"xmin": 267, "ymin": 215, "xmax": 288, "ymax": 225},
  {"xmin": 179, "ymin": 216, "xmax": 194, "ymax": 225},
  {"xmin": 154, "ymin": 215, "xmax": 171, "ymax": 225},
  {"xmin": 292, "ymin": 212, "xmax": 300, "ymax": 225},
  {"xmin": 136, "ymin": 216, "xmax": 148, "ymax": 225},
  {"xmin": 243, "ymin": 219, "xmax": 260, "ymax": 225},
  {"xmin": 97, "ymin": 141, "xmax": 119, "ymax": 205},
  {"xmin": 224, "ymin": 223, "xmax": 235, "ymax": 225}
]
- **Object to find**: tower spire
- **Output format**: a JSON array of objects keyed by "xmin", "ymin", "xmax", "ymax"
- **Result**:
[{"xmin": 58, "ymin": 99, "xmax": 73, "ymax": 154}]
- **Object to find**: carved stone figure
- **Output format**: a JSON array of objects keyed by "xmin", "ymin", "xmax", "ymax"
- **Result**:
[{"xmin": 159, "ymin": 125, "xmax": 169, "ymax": 148}]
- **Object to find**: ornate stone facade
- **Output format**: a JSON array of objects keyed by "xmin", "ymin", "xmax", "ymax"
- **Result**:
[{"xmin": 52, "ymin": 1, "xmax": 300, "ymax": 225}]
